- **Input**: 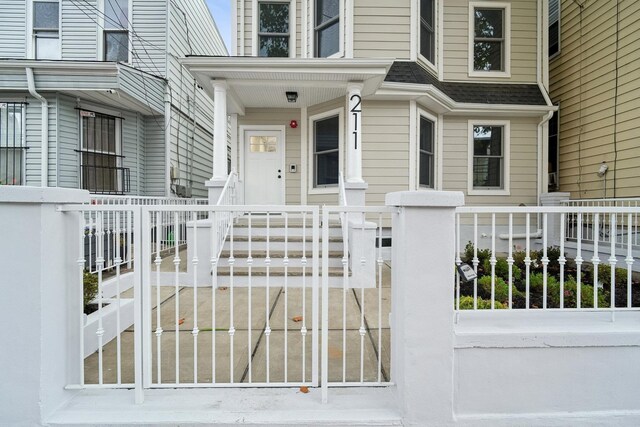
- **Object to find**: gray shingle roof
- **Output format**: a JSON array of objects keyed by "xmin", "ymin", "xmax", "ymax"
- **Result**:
[{"xmin": 385, "ymin": 61, "xmax": 548, "ymax": 106}]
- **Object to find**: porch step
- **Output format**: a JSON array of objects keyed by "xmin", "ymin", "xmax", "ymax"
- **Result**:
[
  {"xmin": 216, "ymin": 267, "xmax": 346, "ymax": 277},
  {"xmin": 219, "ymin": 250, "xmax": 343, "ymax": 258}
]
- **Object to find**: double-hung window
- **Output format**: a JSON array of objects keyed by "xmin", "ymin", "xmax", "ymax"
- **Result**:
[
  {"xmin": 33, "ymin": 1, "xmax": 60, "ymax": 60},
  {"xmin": 314, "ymin": 115, "xmax": 340, "ymax": 187},
  {"xmin": 420, "ymin": 0, "xmax": 435, "ymax": 64},
  {"xmin": 104, "ymin": 0, "xmax": 129, "ymax": 62},
  {"xmin": 79, "ymin": 111, "xmax": 129, "ymax": 194},
  {"xmin": 0, "ymin": 103, "xmax": 26, "ymax": 186},
  {"xmin": 470, "ymin": 122, "xmax": 509, "ymax": 193},
  {"xmin": 549, "ymin": 0, "xmax": 560, "ymax": 57},
  {"xmin": 258, "ymin": 1, "xmax": 290, "ymax": 57},
  {"xmin": 315, "ymin": 0, "xmax": 340, "ymax": 57},
  {"xmin": 470, "ymin": 3, "xmax": 510, "ymax": 75},
  {"xmin": 419, "ymin": 116, "xmax": 435, "ymax": 188}
]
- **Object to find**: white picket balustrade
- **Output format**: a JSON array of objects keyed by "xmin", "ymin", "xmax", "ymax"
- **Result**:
[
  {"xmin": 562, "ymin": 198, "xmax": 640, "ymax": 247},
  {"xmin": 455, "ymin": 206, "xmax": 639, "ymax": 313}
]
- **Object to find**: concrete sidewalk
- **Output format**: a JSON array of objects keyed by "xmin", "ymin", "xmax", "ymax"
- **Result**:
[{"xmin": 84, "ymin": 262, "xmax": 392, "ymax": 386}]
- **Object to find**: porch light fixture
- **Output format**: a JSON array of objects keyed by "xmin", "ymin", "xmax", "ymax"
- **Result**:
[{"xmin": 286, "ymin": 91, "xmax": 298, "ymax": 103}]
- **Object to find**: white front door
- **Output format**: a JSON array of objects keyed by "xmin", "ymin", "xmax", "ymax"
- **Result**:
[{"xmin": 244, "ymin": 130, "xmax": 285, "ymax": 205}]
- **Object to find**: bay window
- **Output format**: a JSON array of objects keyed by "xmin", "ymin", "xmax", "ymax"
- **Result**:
[{"xmin": 469, "ymin": 121, "xmax": 510, "ymax": 194}]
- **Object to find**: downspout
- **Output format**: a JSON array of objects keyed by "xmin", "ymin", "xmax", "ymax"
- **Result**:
[{"xmin": 26, "ymin": 67, "xmax": 48, "ymax": 187}]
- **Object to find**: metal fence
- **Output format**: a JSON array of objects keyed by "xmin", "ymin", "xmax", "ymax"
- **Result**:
[{"xmin": 455, "ymin": 206, "xmax": 639, "ymax": 312}]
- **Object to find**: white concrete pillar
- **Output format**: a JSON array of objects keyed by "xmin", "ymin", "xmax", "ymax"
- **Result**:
[
  {"xmin": 346, "ymin": 82, "xmax": 364, "ymax": 183},
  {"xmin": 212, "ymin": 80, "xmax": 229, "ymax": 182},
  {"xmin": 386, "ymin": 190, "xmax": 465, "ymax": 426},
  {"xmin": 0, "ymin": 187, "xmax": 89, "ymax": 425},
  {"xmin": 540, "ymin": 192, "xmax": 571, "ymax": 247}
]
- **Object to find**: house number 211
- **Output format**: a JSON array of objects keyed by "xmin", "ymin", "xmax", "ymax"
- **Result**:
[{"xmin": 350, "ymin": 94, "xmax": 362, "ymax": 150}]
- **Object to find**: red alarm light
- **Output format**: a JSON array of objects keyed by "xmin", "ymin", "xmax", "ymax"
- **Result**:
[{"xmin": 290, "ymin": 120, "xmax": 298, "ymax": 129}]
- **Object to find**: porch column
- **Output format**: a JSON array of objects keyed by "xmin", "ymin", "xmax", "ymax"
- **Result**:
[
  {"xmin": 212, "ymin": 80, "xmax": 229, "ymax": 181},
  {"xmin": 346, "ymin": 82, "xmax": 364, "ymax": 184},
  {"xmin": 207, "ymin": 80, "xmax": 229, "ymax": 203}
]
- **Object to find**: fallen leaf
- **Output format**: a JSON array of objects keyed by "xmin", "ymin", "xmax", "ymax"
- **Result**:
[
  {"xmin": 292, "ymin": 315, "xmax": 303, "ymax": 322},
  {"xmin": 299, "ymin": 386, "xmax": 309, "ymax": 394},
  {"xmin": 178, "ymin": 318, "xmax": 185, "ymax": 325},
  {"xmin": 219, "ymin": 287, "xmax": 228, "ymax": 291}
]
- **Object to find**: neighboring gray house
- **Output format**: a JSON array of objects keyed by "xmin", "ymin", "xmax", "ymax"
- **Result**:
[{"xmin": 0, "ymin": 0, "xmax": 226, "ymax": 197}]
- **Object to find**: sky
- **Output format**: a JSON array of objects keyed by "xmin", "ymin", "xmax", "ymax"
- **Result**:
[{"xmin": 206, "ymin": 0, "xmax": 232, "ymax": 53}]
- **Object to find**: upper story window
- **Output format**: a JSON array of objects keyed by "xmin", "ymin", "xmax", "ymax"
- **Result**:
[
  {"xmin": 33, "ymin": 1, "xmax": 60, "ymax": 60},
  {"xmin": 469, "ymin": 2, "xmax": 510, "ymax": 76},
  {"xmin": 315, "ymin": 0, "xmax": 340, "ymax": 57},
  {"xmin": 468, "ymin": 121, "xmax": 510, "ymax": 195},
  {"xmin": 104, "ymin": 0, "xmax": 130, "ymax": 62},
  {"xmin": 419, "ymin": 115, "xmax": 435, "ymax": 188},
  {"xmin": 258, "ymin": 1, "xmax": 290, "ymax": 57},
  {"xmin": 420, "ymin": 0, "xmax": 435, "ymax": 64},
  {"xmin": 0, "ymin": 103, "xmax": 26, "ymax": 186},
  {"xmin": 549, "ymin": 0, "xmax": 560, "ymax": 57}
]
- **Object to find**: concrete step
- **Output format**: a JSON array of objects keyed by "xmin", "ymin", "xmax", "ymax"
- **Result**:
[{"xmin": 218, "ymin": 251, "xmax": 345, "ymax": 268}]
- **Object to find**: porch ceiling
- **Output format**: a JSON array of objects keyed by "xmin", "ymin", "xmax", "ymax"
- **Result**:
[{"xmin": 181, "ymin": 57, "xmax": 393, "ymax": 113}]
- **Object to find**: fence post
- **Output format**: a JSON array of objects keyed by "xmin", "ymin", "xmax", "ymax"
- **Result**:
[
  {"xmin": 540, "ymin": 192, "xmax": 570, "ymax": 247},
  {"xmin": 386, "ymin": 190, "xmax": 464, "ymax": 426},
  {"xmin": 0, "ymin": 187, "xmax": 89, "ymax": 425}
]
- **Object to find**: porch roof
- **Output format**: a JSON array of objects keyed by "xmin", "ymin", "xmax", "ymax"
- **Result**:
[
  {"xmin": 0, "ymin": 59, "xmax": 166, "ymax": 115},
  {"xmin": 181, "ymin": 57, "xmax": 393, "ymax": 114}
]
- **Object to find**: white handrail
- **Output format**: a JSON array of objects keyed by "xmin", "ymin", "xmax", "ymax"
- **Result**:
[{"xmin": 213, "ymin": 171, "xmax": 238, "ymax": 260}]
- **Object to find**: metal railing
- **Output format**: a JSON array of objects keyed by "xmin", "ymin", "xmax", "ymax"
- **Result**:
[
  {"xmin": 321, "ymin": 206, "xmax": 394, "ymax": 402},
  {"xmin": 212, "ymin": 171, "xmax": 238, "ymax": 260},
  {"xmin": 455, "ymin": 206, "xmax": 639, "ymax": 312},
  {"xmin": 83, "ymin": 195, "xmax": 208, "ymax": 273},
  {"xmin": 62, "ymin": 201, "xmax": 393, "ymax": 402},
  {"xmin": 562, "ymin": 198, "xmax": 640, "ymax": 247}
]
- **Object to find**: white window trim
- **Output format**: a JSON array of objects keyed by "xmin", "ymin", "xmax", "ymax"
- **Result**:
[
  {"xmin": 307, "ymin": 107, "xmax": 344, "ymax": 195},
  {"xmin": 252, "ymin": 0, "xmax": 296, "ymax": 58},
  {"xmin": 98, "ymin": 0, "xmax": 133, "ymax": 63},
  {"xmin": 468, "ymin": 1, "xmax": 511, "ymax": 78},
  {"xmin": 27, "ymin": 0, "xmax": 62, "ymax": 60},
  {"xmin": 309, "ymin": 0, "xmax": 345, "ymax": 58},
  {"xmin": 467, "ymin": 119, "xmax": 510, "ymax": 196},
  {"xmin": 414, "ymin": 0, "xmax": 438, "ymax": 75},
  {"xmin": 416, "ymin": 107, "xmax": 439, "ymax": 190},
  {"xmin": 549, "ymin": 0, "xmax": 561, "ymax": 60}
]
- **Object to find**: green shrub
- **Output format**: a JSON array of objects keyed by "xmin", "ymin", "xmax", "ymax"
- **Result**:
[
  {"xmin": 477, "ymin": 275, "xmax": 523, "ymax": 305},
  {"xmin": 461, "ymin": 242, "xmax": 491, "ymax": 274},
  {"xmin": 458, "ymin": 295, "xmax": 506, "ymax": 310},
  {"xmin": 528, "ymin": 272, "xmax": 559, "ymax": 293},
  {"xmin": 547, "ymin": 275, "xmax": 609, "ymax": 308},
  {"xmin": 482, "ymin": 257, "xmax": 522, "ymax": 282},
  {"xmin": 83, "ymin": 271, "xmax": 99, "ymax": 308}
]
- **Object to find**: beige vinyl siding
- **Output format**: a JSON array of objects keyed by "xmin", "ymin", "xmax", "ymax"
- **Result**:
[
  {"xmin": 361, "ymin": 101, "xmax": 410, "ymax": 205},
  {"xmin": 550, "ymin": 0, "xmax": 640, "ymax": 199},
  {"xmin": 237, "ymin": 108, "xmax": 302, "ymax": 204},
  {"xmin": 442, "ymin": 116, "xmax": 538, "ymax": 206},
  {"xmin": 353, "ymin": 0, "xmax": 411, "ymax": 59},
  {"xmin": 443, "ymin": 0, "xmax": 538, "ymax": 83}
]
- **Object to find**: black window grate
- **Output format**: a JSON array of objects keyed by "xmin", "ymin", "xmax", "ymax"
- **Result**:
[{"xmin": 0, "ymin": 102, "xmax": 27, "ymax": 186}]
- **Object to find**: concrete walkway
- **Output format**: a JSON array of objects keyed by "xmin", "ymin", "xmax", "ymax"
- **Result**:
[{"xmin": 84, "ymin": 261, "xmax": 392, "ymax": 386}]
